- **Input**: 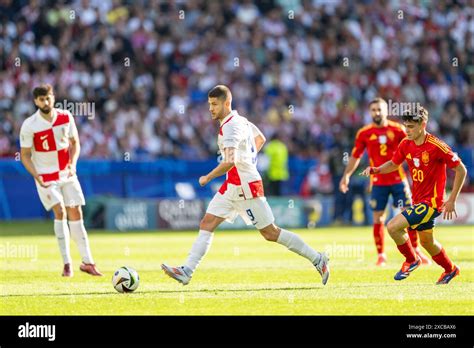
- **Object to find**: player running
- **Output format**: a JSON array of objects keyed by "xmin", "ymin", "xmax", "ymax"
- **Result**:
[
  {"xmin": 19, "ymin": 84, "xmax": 102, "ymax": 277},
  {"xmin": 361, "ymin": 106, "xmax": 466, "ymax": 284},
  {"xmin": 162, "ymin": 85, "xmax": 329, "ymax": 285},
  {"xmin": 340, "ymin": 98, "xmax": 430, "ymax": 266}
]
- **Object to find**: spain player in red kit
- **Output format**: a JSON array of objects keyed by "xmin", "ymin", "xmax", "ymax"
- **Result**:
[
  {"xmin": 362, "ymin": 107, "xmax": 466, "ymax": 284},
  {"xmin": 340, "ymin": 98, "xmax": 429, "ymax": 266}
]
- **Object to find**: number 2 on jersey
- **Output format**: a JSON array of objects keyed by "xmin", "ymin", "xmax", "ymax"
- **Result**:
[{"xmin": 379, "ymin": 144, "xmax": 387, "ymax": 156}]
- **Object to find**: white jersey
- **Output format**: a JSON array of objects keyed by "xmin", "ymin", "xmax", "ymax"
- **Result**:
[
  {"xmin": 217, "ymin": 110, "xmax": 265, "ymax": 200},
  {"xmin": 20, "ymin": 108, "xmax": 78, "ymax": 182}
]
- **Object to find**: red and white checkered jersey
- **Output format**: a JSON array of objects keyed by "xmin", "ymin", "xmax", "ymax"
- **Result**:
[
  {"xmin": 20, "ymin": 108, "xmax": 78, "ymax": 182},
  {"xmin": 217, "ymin": 110, "xmax": 265, "ymax": 200}
]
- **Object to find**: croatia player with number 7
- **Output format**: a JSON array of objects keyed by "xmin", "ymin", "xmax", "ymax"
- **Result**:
[
  {"xmin": 161, "ymin": 85, "xmax": 329, "ymax": 285},
  {"xmin": 19, "ymin": 84, "xmax": 102, "ymax": 277},
  {"xmin": 361, "ymin": 107, "xmax": 466, "ymax": 284}
]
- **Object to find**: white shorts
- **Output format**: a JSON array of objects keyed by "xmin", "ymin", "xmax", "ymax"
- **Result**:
[
  {"xmin": 35, "ymin": 175, "xmax": 85, "ymax": 211},
  {"xmin": 207, "ymin": 193, "xmax": 275, "ymax": 230}
]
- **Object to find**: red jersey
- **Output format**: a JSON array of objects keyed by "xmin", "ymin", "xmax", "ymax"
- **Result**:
[
  {"xmin": 352, "ymin": 120, "xmax": 407, "ymax": 186},
  {"xmin": 391, "ymin": 133, "xmax": 461, "ymax": 210}
]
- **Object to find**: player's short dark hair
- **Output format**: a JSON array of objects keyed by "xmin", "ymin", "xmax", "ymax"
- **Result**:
[
  {"xmin": 33, "ymin": 84, "xmax": 53, "ymax": 99},
  {"xmin": 402, "ymin": 106, "xmax": 429, "ymax": 123},
  {"xmin": 368, "ymin": 97, "xmax": 387, "ymax": 107},
  {"xmin": 208, "ymin": 85, "xmax": 232, "ymax": 101}
]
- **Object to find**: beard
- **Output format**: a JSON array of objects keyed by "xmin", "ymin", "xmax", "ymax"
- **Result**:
[
  {"xmin": 39, "ymin": 106, "xmax": 52, "ymax": 114},
  {"xmin": 372, "ymin": 116, "xmax": 382, "ymax": 125}
]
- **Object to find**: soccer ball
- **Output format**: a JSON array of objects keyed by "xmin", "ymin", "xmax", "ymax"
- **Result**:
[{"xmin": 112, "ymin": 266, "xmax": 139, "ymax": 293}]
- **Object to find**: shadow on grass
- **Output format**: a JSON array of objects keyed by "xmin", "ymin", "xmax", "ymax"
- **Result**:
[
  {"xmin": 1, "ymin": 285, "xmax": 324, "ymax": 297},
  {"xmin": 1, "ymin": 282, "xmax": 434, "ymax": 298}
]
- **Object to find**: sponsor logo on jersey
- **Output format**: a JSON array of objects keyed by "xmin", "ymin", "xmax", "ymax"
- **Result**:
[{"xmin": 369, "ymin": 134, "xmax": 377, "ymax": 141}]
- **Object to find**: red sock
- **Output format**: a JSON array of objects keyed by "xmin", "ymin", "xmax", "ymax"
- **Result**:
[
  {"xmin": 408, "ymin": 228, "xmax": 419, "ymax": 249},
  {"xmin": 397, "ymin": 239, "xmax": 417, "ymax": 263},
  {"xmin": 373, "ymin": 223, "xmax": 384, "ymax": 254},
  {"xmin": 432, "ymin": 248, "xmax": 454, "ymax": 273}
]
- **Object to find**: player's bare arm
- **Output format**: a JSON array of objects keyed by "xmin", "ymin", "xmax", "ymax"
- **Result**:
[
  {"xmin": 339, "ymin": 156, "xmax": 361, "ymax": 193},
  {"xmin": 20, "ymin": 147, "xmax": 50, "ymax": 188},
  {"xmin": 441, "ymin": 162, "xmax": 467, "ymax": 220},
  {"xmin": 360, "ymin": 160, "xmax": 399, "ymax": 177},
  {"xmin": 254, "ymin": 134, "xmax": 266, "ymax": 152},
  {"xmin": 68, "ymin": 134, "xmax": 80, "ymax": 177},
  {"xmin": 199, "ymin": 147, "xmax": 236, "ymax": 186}
]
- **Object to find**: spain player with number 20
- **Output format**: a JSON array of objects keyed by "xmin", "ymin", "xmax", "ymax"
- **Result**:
[
  {"xmin": 20, "ymin": 84, "xmax": 102, "ymax": 277},
  {"xmin": 340, "ymin": 98, "xmax": 430, "ymax": 266},
  {"xmin": 361, "ymin": 107, "xmax": 466, "ymax": 284}
]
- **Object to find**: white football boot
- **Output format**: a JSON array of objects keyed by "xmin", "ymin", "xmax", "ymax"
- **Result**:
[
  {"xmin": 161, "ymin": 264, "xmax": 192, "ymax": 285},
  {"xmin": 314, "ymin": 253, "xmax": 330, "ymax": 285}
]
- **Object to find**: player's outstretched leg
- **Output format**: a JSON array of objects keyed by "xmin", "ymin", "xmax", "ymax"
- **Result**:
[
  {"xmin": 407, "ymin": 228, "xmax": 431, "ymax": 265},
  {"xmin": 387, "ymin": 215, "xmax": 421, "ymax": 280},
  {"xmin": 67, "ymin": 207, "xmax": 102, "ymax": 276},
  {"xmin": 260, "ymin": 224, "xmax": 329, "ymax": 285},
  {"xmin": 51, "ymin": 205, "xmax": 73, "ymax": 277},
  {"xmin": 162, "ymin": 214, "xmax": 223, "ymax": 285},
  {"xmin": 419, "ymin": 230, "xmax": 459, "ymax": 285}
]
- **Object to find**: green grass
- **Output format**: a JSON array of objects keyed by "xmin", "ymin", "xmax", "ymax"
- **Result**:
[{"xmin": 1, "ymin": 222, "xmax": 473, "ymax": 315}]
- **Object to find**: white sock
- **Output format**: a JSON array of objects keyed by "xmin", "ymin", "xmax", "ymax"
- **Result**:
[
  {"xmin": 277, "ymin": 228, "xmax": 321, "ymax": 265},
  {"xmin": 184, "ymin": 230, "xmax": 214, "ymax": 275},
  {"xmin": 54, "ymin": 219, "xmax": 72, "ymax": 264},
  {"xmin": 69, "ymin": 220, "xmax": 94, "ymax": 264}
]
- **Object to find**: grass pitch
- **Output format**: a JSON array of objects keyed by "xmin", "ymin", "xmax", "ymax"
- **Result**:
[{"xmin": 0, "ymin": 222, "xmax": 472, "ymax": 315}]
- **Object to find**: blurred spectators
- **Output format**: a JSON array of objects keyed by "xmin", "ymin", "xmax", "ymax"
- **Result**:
[{"xmin": 0, "ymin": 0, "xmax": 472, "ymax": 192}]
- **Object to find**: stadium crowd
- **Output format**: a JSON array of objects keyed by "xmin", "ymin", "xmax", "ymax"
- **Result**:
[{"xmin": 0, "ymin": 0, "xmax": 472, "ymax": 190}]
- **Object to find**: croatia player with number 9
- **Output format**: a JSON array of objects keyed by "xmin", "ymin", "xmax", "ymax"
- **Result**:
[
  {"xmin": 361, "ymin": 107, "xmax": 466, "ymax": 284},
  {"xmin": 19, "ymin": 84, "xmax": 102, "ymax": 277},
  {"xmin": 161, "ymin": 85, "xmax": 329, "ymax": 285}
]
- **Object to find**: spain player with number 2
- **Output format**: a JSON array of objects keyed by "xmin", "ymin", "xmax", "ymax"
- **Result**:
[
  {"xmin": 162, "ymin": 85, "xmax": 329, "ymax": 285},
  {"xmin": 361, "ymin": 107, "xmax": 466, "ymax": 284},
  {"xmin": 340, "ymin": 98, "xmax": 430, "ymax": 266},
  {"xmin": 20, "ymin": 84, "xmax": 102, "ymax": 277}
]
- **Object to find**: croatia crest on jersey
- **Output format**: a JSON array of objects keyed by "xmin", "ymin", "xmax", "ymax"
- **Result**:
[{"xmin": 422, "ymin": 151, "xmax": 429, "ymax": 165}]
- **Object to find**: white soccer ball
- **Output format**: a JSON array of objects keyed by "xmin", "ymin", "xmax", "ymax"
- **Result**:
[{"xmin": 112, "ymin": 266, "xmax": 139, "ymax": 293}]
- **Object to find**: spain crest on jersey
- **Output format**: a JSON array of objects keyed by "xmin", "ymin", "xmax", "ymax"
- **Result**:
[
  {"xmin": 413, "ymin": 158, "xmax": 420, "ymax": 167},
  {"xmin": 422, "ymin": 151, "xmax": 429, "ymax": 165}
]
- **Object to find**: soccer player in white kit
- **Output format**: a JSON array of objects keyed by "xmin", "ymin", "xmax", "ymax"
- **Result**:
[
  {"xmin": 162, "ymin": 85, "xmax": 329, "ymax": 285},
  {"xmin": 19, "ymin": 84, "xmax": 102, "ymax": 277}
]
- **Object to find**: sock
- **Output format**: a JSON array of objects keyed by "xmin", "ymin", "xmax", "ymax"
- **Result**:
[
  {"xmin": 68, "ymin": 220, "xmax": 94, "ymax": 264},
  {"xmin": 373, "ymin": 223, "xmax": 384, "ymax": 254},
  {"xmin": 54, "ymin": 219, "xmax": 72, "ymax": 264},
  {"xmin": 277, "ymin": 228, "xmax": 321, "ymax": 265},
  {"xmin": 396, "ymin": 239, "xmax": 417, "ymax": 263},
  {"xmin": 432, "ymin": 248, "xmax": 454, "ymax": 273},
  {"xmin": 184, "ymin": 230, "xmax": 214, "ymax": 275},
  {"xmin": 408, "ymin": 228, "xmax": 419, "ymax": 249}
]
